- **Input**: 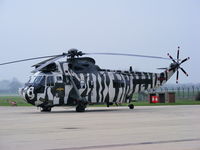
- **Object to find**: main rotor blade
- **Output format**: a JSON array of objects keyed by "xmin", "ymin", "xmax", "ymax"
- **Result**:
[
  {"xmin": 32, "ymin": 57, "xmax": 60, "ymax": 67},
  {"xmin": 85, "ymin": 52, "xmax": 170, "ymax": 60},
  {"xmin": 157, "ymin": 67, "xmax": 168, "ymax": 70},
  {"xmin": 0, "ymin": 55, "xmax": 61, "ymax": 66},
  {"xmin": 180, "ymin": 67, "xmax": 189, "ymax": 76},
  {"xmin": 32, "ymin": 54, "xmax": 67, "ymax": 73}
]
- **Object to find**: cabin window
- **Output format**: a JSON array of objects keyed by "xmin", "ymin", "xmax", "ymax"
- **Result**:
[
  {"xmin": 47, "ymin": 76, "xmax": 55, "ymax": 86},
  {"xmin": 80, "ymin": 80, "xmax": 86, "ymax": 89},
  {"xmin": 56, "ymin": 76, "xmax": 63, "ymax": 84}
]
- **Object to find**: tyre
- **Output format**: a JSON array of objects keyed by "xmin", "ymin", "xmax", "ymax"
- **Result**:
[
  {"xmin": 128, "ymin": 104, "xmax": 134, "ymax": 109},
  {"xmin": 41, "ymin": 107, "xmax": 52, "ymax": 112},
  {"xmin": 76, "ymin": 105, "xmax": 85, "ymax": 112}
]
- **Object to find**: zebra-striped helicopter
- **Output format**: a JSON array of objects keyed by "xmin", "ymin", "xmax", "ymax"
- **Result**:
[{"xmin": 0, "ymin": 47, "xmax": 189, "ymax": 112}]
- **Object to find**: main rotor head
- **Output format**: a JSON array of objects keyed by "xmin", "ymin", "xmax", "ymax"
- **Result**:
[{"xmin": 67, "ymin": 48, "xmax": 84, "ymax": 58}]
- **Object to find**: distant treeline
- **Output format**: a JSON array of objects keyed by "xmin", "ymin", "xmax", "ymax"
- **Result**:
[{"xmin": 0, "ymin": 78, "xmax": 23, "ymax": 94}]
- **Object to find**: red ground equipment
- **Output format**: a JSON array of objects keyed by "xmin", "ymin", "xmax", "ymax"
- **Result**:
[{"xmin": 151, "ymin": 96, "xmax": 159, "ymax": 103}]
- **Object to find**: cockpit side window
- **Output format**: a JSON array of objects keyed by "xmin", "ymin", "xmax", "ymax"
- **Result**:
[
  {"xmin": 56, "ymin": 76, "xmax": 63, "ymax": 83},
  {"xmin": 47, "ymin": 76, "xmax": 55, "ymax": 86},
  {"xmin": 28, "ymin": 76, "xmax": 36, "ymax": 84}
]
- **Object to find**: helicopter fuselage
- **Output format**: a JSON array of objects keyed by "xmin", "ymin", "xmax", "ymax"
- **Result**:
[{"xmin": 19, "ymin": 57, "xmax": 175, "ymax": 111}]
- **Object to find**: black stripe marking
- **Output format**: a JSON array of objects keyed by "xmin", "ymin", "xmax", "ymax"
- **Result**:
[
  {"xmin": 95, "ymin": 73, "xmax": 100, "ymax": 103},
  {"xmin": 113, "ymin": 73, "xmax": 119, "ymax": 102},
  {"xmin": 154, "ymin": 73, "xmax": 157, "ymax": 88},
  {"xmin": 87, "ymin": 73, "xmax": 93, "ymax": 103},
  {"xmin": 118, "ymin": 74, "xmax": 124, "ymax": 103},
  {"xmin": 150, "ymin": 73, "xmax": 153, "ymax": 88},
  {"xmin": 124, "ymin": 75, "xmax": 129, "ymax": 103},
  {"xmin": 131, "ymin": 73, "xmax": 137, "ymax": 95},
  {"xmin": 100, "ymin": 73, "xmax": 105, "ymax": 103},
  {"xmin": 105, "ymin": 71, "xmax": 110, "ymax": 103}
]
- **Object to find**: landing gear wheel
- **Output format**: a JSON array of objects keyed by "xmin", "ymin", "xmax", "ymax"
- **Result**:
[
  {"xmin": 76, "ymin": 103, "xmax": 86, "ymax": 112},
  {"xmin": 128, "ymin": 104, "xmax": 134, "ymax": 109},
  {"xmin": 41, "ymin": 107, "xmax": 52, "ymax": 112}
]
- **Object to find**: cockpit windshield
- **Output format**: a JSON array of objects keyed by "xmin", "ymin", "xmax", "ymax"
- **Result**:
[{"xmin": 28, "ymin": 76, "xmax": 45, "ymax": 86}]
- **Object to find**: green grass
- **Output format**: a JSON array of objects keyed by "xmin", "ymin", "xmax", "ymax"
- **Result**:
[
  {"xmin": 0, "ymin": 96, "xmax": 31, "ymax": 106},
  {"xmin": 0, "ymin": 96, "xmax": 200, "ymax": 107}
]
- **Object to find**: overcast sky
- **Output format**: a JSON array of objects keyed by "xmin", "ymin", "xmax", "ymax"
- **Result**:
[{"xmin": 0, "ymin": 0, "xmax": 199, "ymax": 83}]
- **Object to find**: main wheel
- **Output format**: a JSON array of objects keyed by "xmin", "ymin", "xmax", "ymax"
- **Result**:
[
  {"xmin": 76, "ymin": 104, "xmax": 86, "ymax": 112},
  {"xmin": 41, "ymin": 107, "xmax": 52, "ymax": 112},
  {"xmin": 128, "ymin": 104, "xmax": 134, "ymax": 109}
]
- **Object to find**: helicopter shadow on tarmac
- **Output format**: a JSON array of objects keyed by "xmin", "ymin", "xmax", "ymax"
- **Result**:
[{"xmin": 23, "ymin": 106, "xmax": 133, "ymax": 114}]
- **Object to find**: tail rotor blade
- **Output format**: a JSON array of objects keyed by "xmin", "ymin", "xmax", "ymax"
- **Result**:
[
  {"xmin": 176, "ymin": 70, "xmax": 179, "ymax": 83},
  {"xmin": 177, "ymin": 47, "xmax": 180, "ymax": 63},
  {"xmin": 157, "ymin": 67, "xmax": 167, "ymax": 70},
  {"xmin": 180, "ymin": 57, "xmax": 190, "ymax": 65},
  {"xmin": 167, "ymin": 53, "xmax": 176, "ymax": 63},
  {"xmin": 180, "ymin": 67, "xmax": 189, "ymax": 76},
  {"xmin": 86, "ymin": 52, "xmax": 170, "ymax": 60},
  {"xmin": 0, "ymin": 55, "xmax": 60, "ymax": 66}
]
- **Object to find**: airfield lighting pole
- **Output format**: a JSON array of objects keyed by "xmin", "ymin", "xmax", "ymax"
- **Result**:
[
  {"xmin": 177, "ymin": 87, "xmax": 180, "ymax": 98},
  {"xmin": 182, "ymin": 87, "xmax": 185, "ymax": 99},
  {"xmin": 196, "ymin": 86, "xmax": 200, "ymax": 99},
  {"xmin": 187, "ymin": 87, "xmax": 190, "ymax": 99},
  {"xmin": 197, "ymin": 86, "xmax": 200, "ymax": 93},
  {"xmin": 192, "ymin": 86, "xmax": 195, "ymax": 99},
  {"xmin": 160, "ymin": 87, "xmax": 163, "ymax": 92},
  {"xmin": 165, "ymin": 87, "xmax": 168, "ymax": 92}
]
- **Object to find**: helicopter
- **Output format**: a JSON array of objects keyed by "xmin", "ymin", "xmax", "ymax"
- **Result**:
[{"xmin": 0, "ymin": 47, "xmax": 189, "ymax": 112}]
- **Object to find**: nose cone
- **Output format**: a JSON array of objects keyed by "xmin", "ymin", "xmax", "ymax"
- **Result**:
[
  {"xmin": 18, "ymin": 88, "xmax": 24, "ymax": 97},
  {"xmin": 19, "ymin": 86, "xmax": 37, "ymax": 105}
]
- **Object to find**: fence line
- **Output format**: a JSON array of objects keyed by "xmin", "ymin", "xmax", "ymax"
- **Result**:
[{"xmin": 137, "ymin": 85, "xmax": 200, "ymax": 101}]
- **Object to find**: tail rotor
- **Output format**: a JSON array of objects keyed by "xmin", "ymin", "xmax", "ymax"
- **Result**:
[{"xmin": 167, "ymin": 47, "xmax": 190, "ymax": 83}]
